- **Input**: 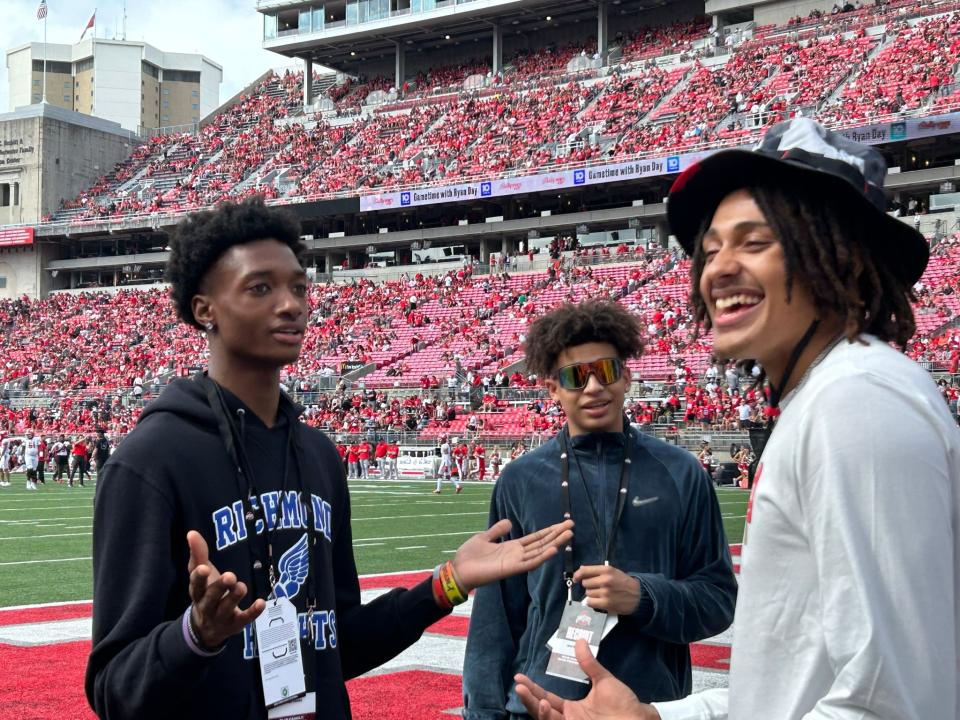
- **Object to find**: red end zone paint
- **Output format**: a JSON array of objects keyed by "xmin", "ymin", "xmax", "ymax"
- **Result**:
[
  {"xmin": 690, "ymin": 642, "xmax": 731, "ymax": 670},
  {"xmin": 427, "ymin": 615, "xmax": 470, "ymax": 637},
  {"xmin": 347, "ymin": 670, "xmax": 463, "ymax": 720},
  {"xmin": 358, "ymin": 571, "xmax": 430, "ymax": 590},
  {"xmin": 0, "ymin": 603, "xmax": 93, "ymax": 628},
  {"xmin": 0, "ymin": 640, "xmax": 96, "ymax": 720}
]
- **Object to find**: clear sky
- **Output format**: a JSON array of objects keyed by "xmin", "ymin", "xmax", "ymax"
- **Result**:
[{"xmin": 0, "ymin": 0, "xmax": 293, "ymax": 114}]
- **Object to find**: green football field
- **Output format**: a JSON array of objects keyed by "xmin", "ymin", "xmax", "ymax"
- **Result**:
[{"xmin": 0, "ymin": 473, "xmax": 748, "ymax": 608}]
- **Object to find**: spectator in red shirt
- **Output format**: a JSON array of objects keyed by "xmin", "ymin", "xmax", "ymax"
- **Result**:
[
  {"xmin": 68, "ymin": 435, "xmax": 91, "ymax": 488},
  {"xmin": 347, "ymin": 443, "xmax": 360, "ymax": 479},
  {"xmin": 358, "ymin": 441, "xmax": 372, "ymax": 479},
  {"xmin": 474, "ymin": 443, "xmax": 486, "ymax": 482},
  {"xmin": 374, "ymin": 440, "xmax": 389, "ymax": 477},
  {"xmin": 385, "ymin": 441, "xmax": 400, "ymax": 480}
]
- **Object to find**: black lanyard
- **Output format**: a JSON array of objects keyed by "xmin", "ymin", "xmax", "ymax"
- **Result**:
[
  {"xmin": 558, "ymin": 427, "xmax": 633, "ymax": 602},
  {"xmin": 197, "ymin": 374, "xmax": 318, "ymax": 617}
]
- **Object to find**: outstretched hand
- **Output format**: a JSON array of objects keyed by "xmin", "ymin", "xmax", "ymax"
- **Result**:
[
  {"xmin": 451, "ymin": 519, "xmax": 574, "ymax": 593},
  {"xmin": 515, "ymin": 640, "xmax": 659, "ymax": 720},
  {"xmin": 187, "ymin": 530, "xmax": 265, "ymax": 649}
]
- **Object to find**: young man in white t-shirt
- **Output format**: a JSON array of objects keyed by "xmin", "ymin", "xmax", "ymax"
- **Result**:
[{"xmin": 515, "ymin": 118, "xmax": 960, "ymax": 720}]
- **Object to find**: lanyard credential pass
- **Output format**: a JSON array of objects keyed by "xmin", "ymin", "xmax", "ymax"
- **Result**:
[{"xmin": 557, "ymin": 428, "xmax": 633, "ymax": 602}]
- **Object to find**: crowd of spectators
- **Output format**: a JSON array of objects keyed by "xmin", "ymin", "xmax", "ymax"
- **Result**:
[
  {"xmin": 45, "ymin": 0, "xmax": 960, "ymax": 224},
  {"xmin": 818, "ymin": 12, "xmax": 960, "ymax": 122},
  {"xmin": 4, "ymin": 238, "xmax": 956, "ymax": 443}
]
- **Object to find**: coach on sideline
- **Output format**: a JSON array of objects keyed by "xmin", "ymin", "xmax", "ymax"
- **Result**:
[
  {"xmin": 515, "ymin": 119, "xmax": 960, "ymax": 720},
  {"xmin": 85, "ymin": 197, "xmax": 573, "ymax": 720}
]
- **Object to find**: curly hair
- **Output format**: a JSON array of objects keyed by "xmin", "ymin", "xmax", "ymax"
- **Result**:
[
  {"xmin": 166, "ymin": 197, "xmax": 306, "ymax": 330},
  {"xmin": 689, "ymin": 182, "xmax": 917, "ymax": 352},
  {"xmin": 523, "ymin": 301, "xmax": 644, "ymax": 379}
]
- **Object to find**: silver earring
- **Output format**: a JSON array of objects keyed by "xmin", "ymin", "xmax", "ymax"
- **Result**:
[{"xmin": 204, "ymin": 322, "xmax": 214, "ymax": 333}]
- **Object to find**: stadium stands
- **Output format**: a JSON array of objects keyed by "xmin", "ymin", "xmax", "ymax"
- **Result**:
[
  {"xmin": 44, "ymin": 1, "xmax": 960, "ymax": 223},
  {"xmin": 2, "ymin": 239, "xmax": 958, "ymax": 438}
]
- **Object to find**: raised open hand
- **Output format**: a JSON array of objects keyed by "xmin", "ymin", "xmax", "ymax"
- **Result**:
[
  {"xmin": 451, "ymin": 518, "xmax": 574, "ymax": 593},
  {"xmin": 187, "ymin": 530, "xmax": 265, "ymax": 649}
]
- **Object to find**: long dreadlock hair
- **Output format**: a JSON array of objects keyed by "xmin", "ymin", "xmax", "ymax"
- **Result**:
[{"xmin": 689, "ymin": 182, "xmax": 918, "ymax": 358}]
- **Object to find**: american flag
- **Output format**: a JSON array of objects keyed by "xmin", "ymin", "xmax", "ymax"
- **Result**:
[{"xmin": 37, "ymin": 0, "xmax": 48, "ymax": 20}]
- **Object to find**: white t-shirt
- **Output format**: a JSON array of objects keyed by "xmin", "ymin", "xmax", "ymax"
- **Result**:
[
  {"xmin": 738, "ymin": 404, "xmax": 751, "ymax": 422},
  {"xmin": 656, "ymin": 336, "xmax": 960, "ymax": 720}
]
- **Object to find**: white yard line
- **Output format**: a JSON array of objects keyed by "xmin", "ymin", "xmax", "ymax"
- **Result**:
[
  {"xmin": 0, "ymin": 556, "xmax": 91, "ymax": 567},
  {"xmin": 0, "ymin": 532, "xmax": 91, "ymax": 541}
]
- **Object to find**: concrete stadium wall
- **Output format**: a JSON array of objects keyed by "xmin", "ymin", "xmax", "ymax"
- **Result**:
[
  {"xmin": 0, "ymin": 244, "xmax": 49, "ymax": 300},
  {"xmin": 754, "ymin": 0, "xmax": 846, "ymax": 25},
  {"xmin": 357, "ymin": 0, "xmax": 706, "ymax": 83},
  {"xmin": 706, "ymin": 0, "xmax": 840, "ymax": 24}
]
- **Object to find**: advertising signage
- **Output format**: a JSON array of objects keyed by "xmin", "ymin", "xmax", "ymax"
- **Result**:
[{"xmin": 0, "ymin": 227, "xmax": 34, "ymax": 247}]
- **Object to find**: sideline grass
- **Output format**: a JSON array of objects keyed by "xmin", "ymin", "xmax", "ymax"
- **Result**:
[{"xmin": 0, "ymin": 473, "xmax": 747, "ymax": 608}]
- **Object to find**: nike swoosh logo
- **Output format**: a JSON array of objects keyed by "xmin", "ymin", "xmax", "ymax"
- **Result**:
[{"xmin": 632, "ymin": 496, "xmax": 659, "ymax": 507}]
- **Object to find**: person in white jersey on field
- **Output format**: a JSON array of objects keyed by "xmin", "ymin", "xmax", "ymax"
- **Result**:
[
  {"xmin": 24, "ymin": 430, "xmax": 41, "ymax": 490},
  {"xmin": 433, "ymin": 436, "xmax": 462, "ymax": 494}
]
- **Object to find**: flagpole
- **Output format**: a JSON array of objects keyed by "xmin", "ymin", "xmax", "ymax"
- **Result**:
[{"xmin": 42, "ymin": 11, "xmax": 47, "ymax": 104}]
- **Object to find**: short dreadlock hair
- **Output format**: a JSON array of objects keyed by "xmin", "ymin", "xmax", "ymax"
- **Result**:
[
  {"xmin": 690, "ymin": 182, "xmax": 917, "ymax": 351},
  {"xmin": 166, "ymin": 197, "xmax": 306, "ymax": 330},
  {"xmin": 523, "ymin": 301, "xmax": 644, "ymax": 380}
]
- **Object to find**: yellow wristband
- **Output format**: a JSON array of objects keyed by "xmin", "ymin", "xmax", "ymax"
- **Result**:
[{"xmin": 439, "ymin": 561, "xmax": 467, "ymax": 605}]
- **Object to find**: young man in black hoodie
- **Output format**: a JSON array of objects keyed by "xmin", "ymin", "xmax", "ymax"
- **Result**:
[{"xmin": 85, "ymin": 198, "xmax": 573, "ymax": 720}]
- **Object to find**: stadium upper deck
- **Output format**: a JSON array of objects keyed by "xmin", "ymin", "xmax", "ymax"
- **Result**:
[{"xmin": 38, "ymin": 0, "xmax": 960, "ymax": 232}]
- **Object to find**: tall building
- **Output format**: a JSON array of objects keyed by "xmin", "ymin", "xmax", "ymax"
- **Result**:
[{"xmin": 5, "ymin": 38, "xmax": 222, "ymax": 133}]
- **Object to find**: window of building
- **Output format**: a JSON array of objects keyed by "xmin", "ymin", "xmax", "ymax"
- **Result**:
[
  {"xmin": 74, "ymin": 57, "xmax": 94, "ymax": 73},
  {"xmin": 264, "ymin": 12, "xmax": 278, "ymax": 40},
  {"xmin": 191, "ymin": 103, "xmax": 199, "ymax": 109},
  {"xmin": 0, "ymin": 278, "xmax": 7, "ymax": 290},
  {"xmin": 162, "ymin": 101, "xmax": 169, "ymax": 108},
  {"xmin": 63, "ymin": 94, "xmax": 71, "ymax": 102},
  {"xmin": 278, "ymin": 9, "xmax": 299, "ymax": 33},
  {"xmin": 162, "ymin": 70, "xmax": 200, "ymax": 83},
  {"xmin": 32, "ymin": 94, "xmax": 41, "ymax": 102},
  {"xmin": 33, "ymin": 60, "xmax": 71, "ymax": 73},
  {"xmin": 141, "ymin": 61, "xmax": 159, "ymax": 79},
  {"xmin": 33, "ymin": 79, "xmax": 40, "ymax": 86},
  {"xmin": 0, "ymin": 183, "xmax": 20, "ymax": 208},
  {"xmin": 162, "ymin": 88, "xmax": 170, "ymax": 95}
]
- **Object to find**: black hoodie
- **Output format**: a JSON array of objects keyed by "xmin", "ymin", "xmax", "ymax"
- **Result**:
[{"xmin": 85, "ymin": 377, "xmax": 448, "ymax": 719}]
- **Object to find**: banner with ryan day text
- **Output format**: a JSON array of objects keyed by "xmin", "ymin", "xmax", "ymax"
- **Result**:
[{"xmin": 359, "ymin": 111, "xmax": 960, "ymax": 212}]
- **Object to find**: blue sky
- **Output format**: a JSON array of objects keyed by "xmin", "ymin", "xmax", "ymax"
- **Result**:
[{"xmin": 1, "ymin": 0, "xmax": 290, "ymax": 113}]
